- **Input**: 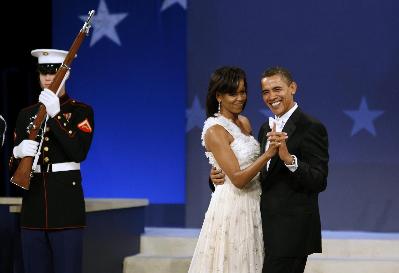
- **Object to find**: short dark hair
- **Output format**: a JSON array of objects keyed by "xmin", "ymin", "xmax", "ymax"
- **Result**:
[
  {"xmin": 261, "ymin": 66, "xmax": 294, "ymax": 85},
  {"xmin": 206, "ymin": 66, "xmax": 247, "ymax": 117}
]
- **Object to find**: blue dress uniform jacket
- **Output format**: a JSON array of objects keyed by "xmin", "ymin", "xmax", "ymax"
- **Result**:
[{"xmin": 11, "ymin": 93, "xmax": 94, "ymax": 229}]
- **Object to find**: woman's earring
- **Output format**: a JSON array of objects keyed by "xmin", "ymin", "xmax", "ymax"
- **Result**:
[{"xmin": 218, "ymin": 101, "xmax": 221, "ymax": 114}]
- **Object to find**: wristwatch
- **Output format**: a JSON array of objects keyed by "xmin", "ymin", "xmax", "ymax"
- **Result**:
[{"xmin": 285, "ymin": 155, "xmax": 296, "ymax": 166}]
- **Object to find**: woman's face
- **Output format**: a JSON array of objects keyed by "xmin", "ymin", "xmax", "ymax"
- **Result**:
[{"xmin": 217, "ymin": 79, "xmax": 247, "ymax": 115}]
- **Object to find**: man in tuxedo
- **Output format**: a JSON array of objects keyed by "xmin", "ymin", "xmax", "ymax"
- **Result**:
[{"xmin": 211, "ymin": 66, "xmax": 329, "ymax": 273}]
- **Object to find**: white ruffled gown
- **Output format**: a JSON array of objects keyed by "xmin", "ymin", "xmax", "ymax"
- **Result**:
[{"xmin": 188, "ymin": 115, "xmax": 264, "ymax": 273}]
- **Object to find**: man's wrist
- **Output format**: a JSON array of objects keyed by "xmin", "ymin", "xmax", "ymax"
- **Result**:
[
  {"xmin": 285, "ymin": 155, "xmax": 298, "ymax": 172},
  {"xmin": 284, "ymin": 155, "xmax": 295, "ymax": 165}
]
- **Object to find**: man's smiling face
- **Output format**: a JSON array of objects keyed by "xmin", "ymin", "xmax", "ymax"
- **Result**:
[{"xmin": 261, "ymin": 74, "xmax": 297, "ymax": 117}]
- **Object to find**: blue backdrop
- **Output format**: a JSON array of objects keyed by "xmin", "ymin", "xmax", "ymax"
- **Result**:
[
  {"xmin": 53, "ymin": 0, "xmax": 186, "ymax": 203},
  {"xmin": 52, "ymin": 0, "xmax": 399, "ymax": 231},
  {"xmin": 185, "ymin": 0, "xmax": 399, "ymax": 231}
]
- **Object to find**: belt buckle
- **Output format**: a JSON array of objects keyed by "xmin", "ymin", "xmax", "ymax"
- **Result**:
[{"xmin": 45, "ymin": 164, "xmax": 52, "ymax": 173}]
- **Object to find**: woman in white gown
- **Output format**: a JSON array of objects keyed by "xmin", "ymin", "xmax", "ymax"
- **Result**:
[{"xmin": 188, "ymin": 67, "xmax": 287, "ymax": 273}]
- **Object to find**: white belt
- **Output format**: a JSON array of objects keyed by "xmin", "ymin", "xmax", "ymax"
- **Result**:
[{"xmin": 33, "ymin": 162, "xmax": 81, "ymax": 173}]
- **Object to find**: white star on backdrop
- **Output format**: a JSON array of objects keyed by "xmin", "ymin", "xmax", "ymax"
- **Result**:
[
  {"xmin": 161, "ymin": 0, "xmax": 187, "ymax": 11},
  {"xmin": 80, "ymin": 0, "xmax": 128, "ymax": 47},
  {"xmin": 186, "ymin": 95, "xmax": 205, "ymax": 132},
  {"xmin": 344, "ymin": 96, "xmax": 384, "ymax": 136}
]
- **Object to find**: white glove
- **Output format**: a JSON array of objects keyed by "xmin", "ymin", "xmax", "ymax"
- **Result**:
[
  {"xmin": 13, "ymin": 140, "xmax": 39, "ymax": 158},
  {"xmin": 39, "ymin": 89, "xmax": 60, "ymax": 118}
]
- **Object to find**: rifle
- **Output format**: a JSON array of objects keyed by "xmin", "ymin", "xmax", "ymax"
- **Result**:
[{"xmin": 10, "ymin": 10, "xmax": 95, "ymax": 190}]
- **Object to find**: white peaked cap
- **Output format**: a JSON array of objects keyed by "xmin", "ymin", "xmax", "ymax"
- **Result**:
[{"xmin": 31, "ymin": 49, "xmax": 75, "ymax": 64}]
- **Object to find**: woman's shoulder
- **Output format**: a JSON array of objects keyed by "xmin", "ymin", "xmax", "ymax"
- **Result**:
[
  {"xmin": 203, "ymin": 115, "xmax": 232, "ymax": 132},
  {"xmin": 201, "ymin": 116, "xmax": 234, "ymax": 147},
  {"xmin": 238, "ymin": 115, "xmax": 253, "ymax": 135}
]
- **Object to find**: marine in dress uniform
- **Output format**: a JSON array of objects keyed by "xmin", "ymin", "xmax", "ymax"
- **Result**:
[{"xmin": 10, "ymin": 49, "xmax": 94, "ymax": 273}]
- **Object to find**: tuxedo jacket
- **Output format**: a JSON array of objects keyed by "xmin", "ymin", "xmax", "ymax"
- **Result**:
[
  {"xmin": 10, "ymin": 93, "xmax": 94, "ymax": 229},
  {"xmin": 258, "ymin": 107, "xmax": 329, "ymax": 257}
]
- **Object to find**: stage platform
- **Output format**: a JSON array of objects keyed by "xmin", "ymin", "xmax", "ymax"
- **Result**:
[
  {"xmin": 2, "ymin": 197, "xmax": 399, "ymax": 273},
  {"xmin": 124, "ymin": 227, "xmax": 399, "ymax": 273}
]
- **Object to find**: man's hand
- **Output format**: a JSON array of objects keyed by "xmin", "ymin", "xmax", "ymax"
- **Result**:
[
  {"xmin": 39, "ymin": 89, "xmax": 60, "ymax": 118},
  {"xmin": 265, "ymin": 123, "xmax": 287, "ymax": 158},
  {"xmin": 277, "ymin": 138, "xmax": 293, "ymax": 164},
  {"xmin": 13, "ymin": 140, "xmax": 39, "ymax": 158},
  {"xmin": 210, "ymin": 167, "xmax": 225, "ymax": 185},
  {"xmin": 267, "ymin": 124, "xmax": 294, "ymax": 166}
]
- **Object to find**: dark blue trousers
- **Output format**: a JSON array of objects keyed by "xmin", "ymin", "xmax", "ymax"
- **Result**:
[{"xmin": 21, "ymin": 228, "xmax": 83, "ymax": 273}]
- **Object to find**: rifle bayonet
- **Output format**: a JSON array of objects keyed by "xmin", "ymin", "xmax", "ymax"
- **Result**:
[{"xmin": 82, "ymin": 10, "xmax": 95, "ymax": 34}]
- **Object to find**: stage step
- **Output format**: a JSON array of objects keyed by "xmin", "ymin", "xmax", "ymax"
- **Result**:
[
  {"xmin": 306, "ymin": 257, "xmax": 399, "ymax": 273},
  {"xmin": 123, "ymin": 228, "xmax": 198, "ymax": 273},
  {"xmin": 139, "ymin": 227, "xmax": 199, "ymax": 256},
  {"xmin": 319, "ymin": 231, "xmax": 399, "ymax": 258},
  {"xmin": 124, "ymin": 254, "xmax": 191, "ymax": 273},
  {"xmin": 123, "ymin": 228, "xmax": 399, "ymax": 273}
]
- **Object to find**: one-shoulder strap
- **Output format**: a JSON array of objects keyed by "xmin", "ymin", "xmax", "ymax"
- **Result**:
[{"xmin": 201, "ymin": 115, "xmax": 240, "ymax": 147}]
